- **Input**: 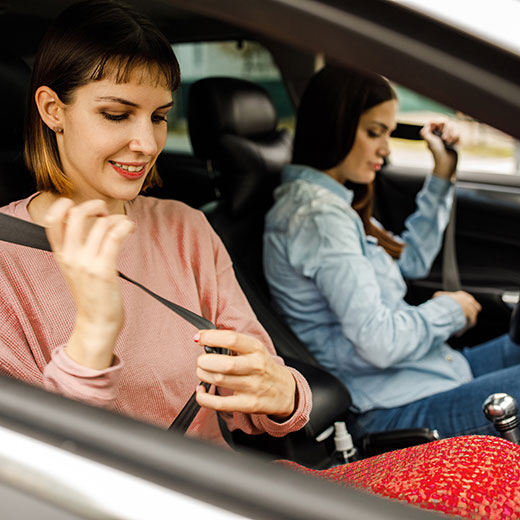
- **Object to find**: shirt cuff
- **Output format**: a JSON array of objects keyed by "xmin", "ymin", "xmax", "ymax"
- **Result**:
[
  {"xmin": 43, "ymin": 345, "xmax": 123, "ymax": 407},
  {"xmin": 422, "ymin": 294, "xmax": 467, "ymax": 334},
  {"xmin": 424, "ymin": 174, "xmax": 454, "ymax": 197}
]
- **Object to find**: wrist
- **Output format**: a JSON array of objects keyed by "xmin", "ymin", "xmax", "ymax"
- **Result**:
[
  {"xmin": 432, "ymin": 154, "xmax": 457, "ymax": 182},
  {"xmin": 432, "ymin": 166, "xmax": 455, "ymax": 182},
  {"xmin": 269, "ymin": 372, "xmax": 297, "ymax": 421},
  {"xmin": 66, "ymin": 318, "xmax": 120, "ymax": 370}
]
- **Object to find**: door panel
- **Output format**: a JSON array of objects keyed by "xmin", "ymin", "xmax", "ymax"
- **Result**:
[{"xmin": 374, "ymin": 165, "xmax": 520, "ymax": 346}]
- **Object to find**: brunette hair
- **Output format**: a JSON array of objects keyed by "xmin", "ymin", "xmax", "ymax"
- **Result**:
[
  {"xmin": 292, "ymin": 65, "xmax": 404, "ymax": 259},
  {"xmin": 24, "ymin": 0, "xmax": 181, "ymax": 194}
]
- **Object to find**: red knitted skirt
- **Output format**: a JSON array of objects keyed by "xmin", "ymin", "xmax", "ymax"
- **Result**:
[{"xmin": 283, "ymin": 435, "xmax": 520, "ymax": 519}]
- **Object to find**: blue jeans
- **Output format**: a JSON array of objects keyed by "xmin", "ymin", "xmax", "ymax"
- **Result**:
[{"xmin": 349, "ymin": 334, "xmax": 520, "ymax": 439}]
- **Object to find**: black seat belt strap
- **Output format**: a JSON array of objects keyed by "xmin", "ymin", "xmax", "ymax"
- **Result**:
[{"xmin": 0, "ymin": 212, "xmax": 213, "ymax": 433}]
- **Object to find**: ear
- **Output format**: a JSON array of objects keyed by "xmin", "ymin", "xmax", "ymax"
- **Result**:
[{"xmin": 34, "ymin": 86, "xmax": 65, "ymax": 134}]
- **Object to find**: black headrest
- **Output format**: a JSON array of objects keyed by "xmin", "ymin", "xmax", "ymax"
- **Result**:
[
  {"xmin": 0, "ymin": 53, "xmax": 31, "ymax": 149},
  {"xmin": 188, "ymin": 77, "xmax": 293, "ymax": 217},
  {"xmin": 188, "ymin": 77, "xmax": 278, "ymax": 160}
]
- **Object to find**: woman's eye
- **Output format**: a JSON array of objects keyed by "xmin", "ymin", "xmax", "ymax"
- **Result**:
[
  {"xmin": 102, "ymin": 112, "xmax": 128, "ymax": 122},
  {"xmin": 368, "ymin": 129, "xmax": 381, "ymax": 138},
  {"xmin": 152, "ymin": 115, "xmax": 168, "ymax": 124}
]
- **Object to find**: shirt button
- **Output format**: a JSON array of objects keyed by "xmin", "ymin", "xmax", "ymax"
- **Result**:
[{"xmin": 446, "ymin": 354, "xmax": 453, "ymax": 362}]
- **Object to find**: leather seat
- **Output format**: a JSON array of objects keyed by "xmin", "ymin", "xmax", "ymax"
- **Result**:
[
  {"xmin": 0, "ymin": 52, "xmax": 35, "ymax": 206},
  {"xmin": 188, "ymin": 77, "xmax": 292, "ymax": 292}
]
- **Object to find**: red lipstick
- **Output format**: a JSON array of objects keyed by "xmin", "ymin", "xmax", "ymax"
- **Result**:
[{"xmin": 110, "ymin": 161, "xmax": 147, "ymax": 180}]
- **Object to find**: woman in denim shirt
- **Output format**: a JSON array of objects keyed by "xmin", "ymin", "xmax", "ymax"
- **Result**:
[{"xmin": 264, "ymin": 65, "xmax": 519, "ymax": 439}]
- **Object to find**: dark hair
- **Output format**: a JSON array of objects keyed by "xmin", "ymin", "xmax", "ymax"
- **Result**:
[
  {"xmin": 292, "ymin": 65, "xmax": 404, "ymax": 259},
  {"xmin": 25, "ymin": 0, "xmax": 181, "ymax": 194}
]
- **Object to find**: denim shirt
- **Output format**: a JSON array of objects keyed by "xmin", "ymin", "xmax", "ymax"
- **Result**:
[{"xmin": 263, "ymin": 165, "xmax": 473, "ymax": 413}]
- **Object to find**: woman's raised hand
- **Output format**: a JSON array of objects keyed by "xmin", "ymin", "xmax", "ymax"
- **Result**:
[
  {"xmin": 44, "ymin": 198, "xmax": 135, "ymax": 369},
  {"xmin": 420, "ymin": 121, "xmax": 460, "ymax": 182},
  {"xmin": 195, "ymin": 330, "xmax": 297, "ymax": 419}
]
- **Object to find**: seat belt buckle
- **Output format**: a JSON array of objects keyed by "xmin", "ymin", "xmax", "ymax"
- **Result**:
[{"xmin": 204, "ymin": 346, "xmax": 231, "ymax": 356}]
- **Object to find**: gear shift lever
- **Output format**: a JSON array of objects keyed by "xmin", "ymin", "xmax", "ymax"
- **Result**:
[{"xmin": 483, "ymin": 393, "xmax": 520, "ymax": 444}]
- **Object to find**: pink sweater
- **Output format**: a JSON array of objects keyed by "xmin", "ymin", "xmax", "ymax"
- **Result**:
[{"xmin": 0, "ymin": 194, "xmax": 311, "ymax": 445}]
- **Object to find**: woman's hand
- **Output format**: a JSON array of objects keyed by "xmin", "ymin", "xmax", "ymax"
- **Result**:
[
  {"xmin": 195, "ymin": 330, "xmax": 297, "ymax": 419},
  {"xmin": 433, "ymin": 290, "xmax": 482, "ymax": 331},
  {"xmin": 420, "ymin": 121, "xmax": 460, "ymax": 182},
  {"xmin": 44, "ymin": 198, "xmax": 135, "ymax": 369}
]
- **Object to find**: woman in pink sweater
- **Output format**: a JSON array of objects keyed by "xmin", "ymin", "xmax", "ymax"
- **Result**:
[{"xmin": 0, "ymin": 0, "xmax": 311, "ymax": 445}]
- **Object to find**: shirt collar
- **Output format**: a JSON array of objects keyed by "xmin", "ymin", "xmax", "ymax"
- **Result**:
[{"xmin": 282, "ymin": 164, "xmax": 354, "ymax": 206}]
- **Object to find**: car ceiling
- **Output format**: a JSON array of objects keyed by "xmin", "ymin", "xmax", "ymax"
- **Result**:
[{"xmin": 0, "ymin": 0, "xmax": 249, "ymax": 51}]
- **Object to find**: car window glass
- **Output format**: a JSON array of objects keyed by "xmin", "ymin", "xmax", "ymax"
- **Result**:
[
  {"xmin": 391, "ymin": 83, "xmax": 520, "ymax": 175},
  {"xmin": 166, "ymin": 41, "xmax": 294, "ymax": 154}
]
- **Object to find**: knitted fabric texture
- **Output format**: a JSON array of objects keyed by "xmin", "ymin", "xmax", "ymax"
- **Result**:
[
  {"xmin": 0, "ymin": 195, "xmax": 311, "ymax": 444},
  {"xmin": 284, "ymin": 435, "xmax": 520, "ymax": 519}
]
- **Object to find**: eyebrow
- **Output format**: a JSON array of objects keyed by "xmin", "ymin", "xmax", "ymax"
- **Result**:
[
  {"xmin": 95, "ymin": 96, "xmax": 174, "ymax": 110},
  {"xmin": 370, "ymin": 121, "xmax": 390, "ymax": 131},
  {"xmin": 368, "ymin": 121, "xmax": 398, "ymax": 133}
]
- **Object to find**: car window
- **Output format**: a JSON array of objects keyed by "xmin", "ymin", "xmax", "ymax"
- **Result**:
[
  {"xmin": 391, "ymin": 83, "xmax": 519, "ymax": 175},
  {"xmin": 166, "ymin": 41, "xmax": 295, "ymax": 154}
]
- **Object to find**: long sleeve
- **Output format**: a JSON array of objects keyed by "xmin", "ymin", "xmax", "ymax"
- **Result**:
[
  {"xmin": 43, "ymin": 346, "xmax": 122, "ymax": 406},
  {"xmin": 286, "ymin": 204, "xmax": 465, "ymax": 370},
  {"xmin": 396, "ymin": 175, "xmax": 454, "ymax": 279}
]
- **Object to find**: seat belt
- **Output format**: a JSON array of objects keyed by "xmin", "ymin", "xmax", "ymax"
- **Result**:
[
  {"xmin": 441, "ymin": 194, "xmax": 461, "ymax": 291},
  {"xmin": 432, "ymin": 129, "xmax": 461, "ymax": 292},
  {"xmin": 0, "ymin": 212, "xmax": 216, "ymax": 434}
]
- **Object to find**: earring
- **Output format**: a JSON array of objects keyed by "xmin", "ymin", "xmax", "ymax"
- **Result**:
[{"xmin": 53, "ymin": 126, "xmax": 63, "ymax": 134}]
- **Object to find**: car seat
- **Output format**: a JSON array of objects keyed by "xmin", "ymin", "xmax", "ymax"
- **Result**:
[
  {"xmin": 188, "ymin": 76, "xmax": 437, "ymax": 467},
  {"xmin": 0, "ymin": 52, "xmax": 36, "ymax": 206}
]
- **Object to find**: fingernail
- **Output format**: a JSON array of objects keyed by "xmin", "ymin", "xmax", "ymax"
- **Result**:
[
  {"xmin": 196, "ymin": 384, "xmax": 201, "ymax": 392},
  {"xmin": 193, "ymin": 332, "xmax": 200, "ymax": 343}
]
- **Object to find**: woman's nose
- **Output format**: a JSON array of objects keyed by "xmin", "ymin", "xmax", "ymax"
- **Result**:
[
  {"xmin": 378, "ymin": 138, "xmax": 391, "ymax": 158},
  {"xmin": 128, "ymin": 121, "xmax": 159, "ymax": 156}
]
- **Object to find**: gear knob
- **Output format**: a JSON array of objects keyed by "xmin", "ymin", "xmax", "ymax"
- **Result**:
[{"xmin": 483, "ymin": 393, "xmax": 520, "ymax": 444}]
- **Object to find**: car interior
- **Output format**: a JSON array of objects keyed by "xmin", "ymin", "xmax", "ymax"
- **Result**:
[
  {"xmin": 0, "ymin": 5, "xmax": 453, "ymax": 469},
  {"xmin": 0, "ymin": 0, "xmax": 520, "ymax": 515}
]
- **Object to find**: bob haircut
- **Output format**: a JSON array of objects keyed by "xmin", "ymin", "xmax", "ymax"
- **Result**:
[
  {"xmin": 25, "ymin": 0, "xmax": 181, "ymax": 194},
  {"xmin": 292, "ymin": 65, "xmax": 404, "ymax": 259}
]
